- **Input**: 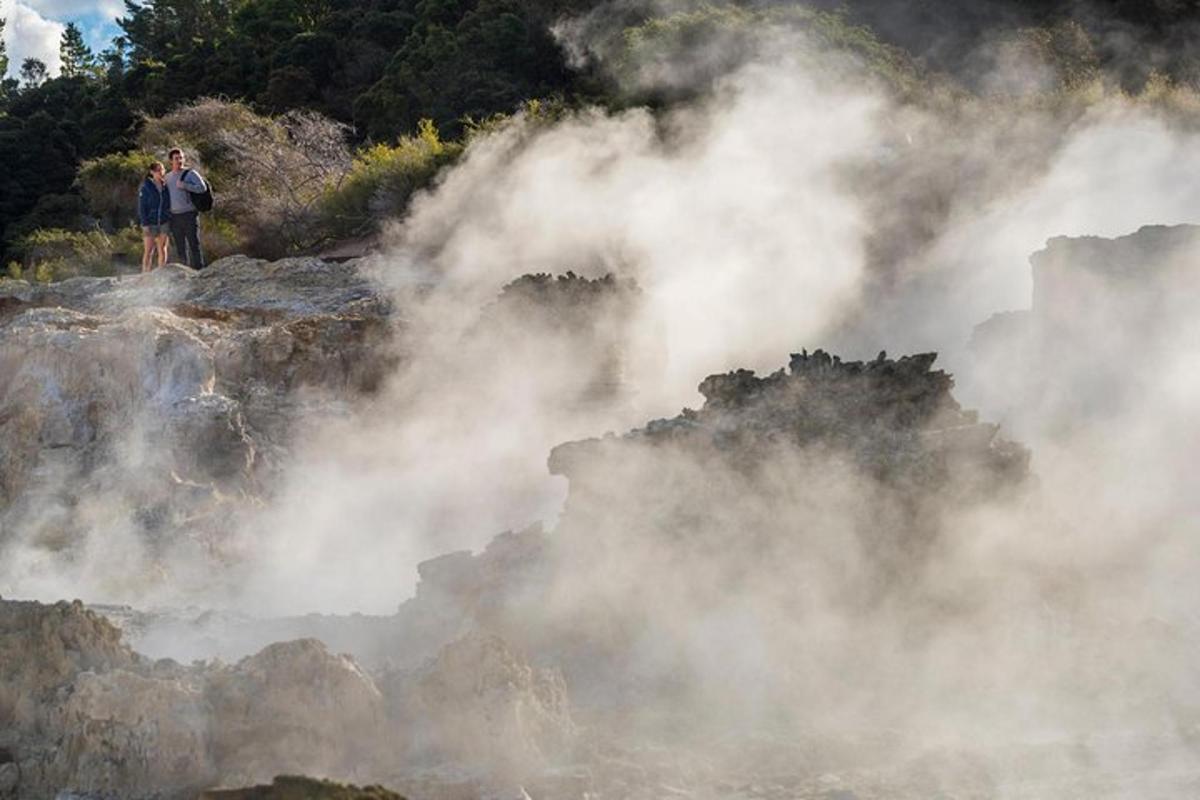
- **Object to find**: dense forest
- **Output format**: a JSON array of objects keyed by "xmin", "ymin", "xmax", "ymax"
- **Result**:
[{"xmin": 4, "ymin": 0, "xmax": 1200, "ymax": 273}]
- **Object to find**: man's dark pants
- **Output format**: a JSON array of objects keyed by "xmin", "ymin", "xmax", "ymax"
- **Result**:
[{"xmin": 170, "ymin": 211, "xmax": 205, "ymax": 269}]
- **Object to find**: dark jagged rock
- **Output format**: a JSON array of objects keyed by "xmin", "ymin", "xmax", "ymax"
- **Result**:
[
  {"xmin": 200, "ymin": 775, "xmax": 406, "ymax": 800},
  {"xmin": 551, "ymin": 348, "xmax": 1028, "ymax": 496},
  {"xmin": 491, "ymin": 272, "xmax": 635, "ymax": 317}
]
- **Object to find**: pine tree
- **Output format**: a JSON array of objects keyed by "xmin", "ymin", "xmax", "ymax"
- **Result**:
[
  {"xmin": 59, "ymin": 22, "xmax": 95, "ymax": 78},
  {"xmin": 101, "ymin": 36, "xmax": 128, "ymax": 83}
]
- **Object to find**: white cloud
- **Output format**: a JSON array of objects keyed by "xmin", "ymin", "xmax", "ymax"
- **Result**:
[
  {"xmin": 22, "ymin": 0, "xmax": 121, "ymax": 22},
  {"xmin": 2, "ymin": 0, "xmax": 124, "ymax": 77},
  {"xmin": 2, "ymin": 0, "xmax": 64, "ymax": 78}
]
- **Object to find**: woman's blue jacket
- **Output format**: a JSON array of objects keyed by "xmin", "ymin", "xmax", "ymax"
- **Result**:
[{"xmin": 138, "ymin": 177, "xmax": 171, "ymax": 226}]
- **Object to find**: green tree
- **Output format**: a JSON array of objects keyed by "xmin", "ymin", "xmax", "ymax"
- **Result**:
[
  {"xmin": 60, "ymin": 22, "xmax": 96, "ymax": 79},
  {"xmin": 0, "ymin": 17, "xmax": 16, "ymax": 109},
  {"xmin": 20, "ymin": 58, "xmax": 48, "ymax": 87},
  {"xmin": 354, "ymin": 0, "xmax": 572, "ymax": 138},
  {"xmin": 1, "ymin": 18, "xmax": 9, "ymax": 78}
]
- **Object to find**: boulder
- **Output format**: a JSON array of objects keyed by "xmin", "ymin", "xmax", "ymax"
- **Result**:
[
  {"xmin": 207, "ymin": 639, "xmax": 386, "ymax": 785},
  {"xmin": 386, "ymin": 632, "xmax": 575, "ymax": 783}
]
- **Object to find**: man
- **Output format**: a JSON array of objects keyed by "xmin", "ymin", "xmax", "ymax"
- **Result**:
[{"xmin": 165, "ymin": 148, "xmax": 208, "ymax": 269}]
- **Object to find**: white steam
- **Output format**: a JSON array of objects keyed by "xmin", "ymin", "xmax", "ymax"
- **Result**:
[{"xmin": 1, "ymin": 13, "xmax": 1199, "ymax": 784}]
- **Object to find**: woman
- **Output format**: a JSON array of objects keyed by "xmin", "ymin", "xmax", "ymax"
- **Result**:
[{"xmin": 137, "ymin": 161, "xmax": 171, "ymax": 272}]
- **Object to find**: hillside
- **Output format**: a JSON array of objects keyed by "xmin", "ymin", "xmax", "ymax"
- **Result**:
[{"xmin": 7, "ymin": 0, "xmax": 1200, "ymax": 272}]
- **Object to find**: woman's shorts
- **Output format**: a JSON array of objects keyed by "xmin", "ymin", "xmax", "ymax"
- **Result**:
[{"xmin": 143, "ymin": 223, "xmax": 169, "ymax": 236}]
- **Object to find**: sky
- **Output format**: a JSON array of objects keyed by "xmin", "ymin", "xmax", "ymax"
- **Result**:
[{"xmin": 2, "ymin": 0, "xmax": 121, "ymax": 77}]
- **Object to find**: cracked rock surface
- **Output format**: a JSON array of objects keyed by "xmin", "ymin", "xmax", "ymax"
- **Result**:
[{"xmin": 0, "ymin": 257, "xmax": 397, "ymax": 585}]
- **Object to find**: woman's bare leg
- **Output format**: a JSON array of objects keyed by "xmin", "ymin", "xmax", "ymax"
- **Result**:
[
  {"xmin": 141, "ymin": 232, "xmax": 154, "ymax": 273},
  {"xmin": 155, "ymin": 234, "xmax": 170, "ymax": 268}
]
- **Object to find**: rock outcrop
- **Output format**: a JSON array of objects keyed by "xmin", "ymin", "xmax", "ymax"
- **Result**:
[
  {"xmin": 0, "ymin": 598, "xmax": 135, "ymax": 731},
  {"xmin": 970, "ymin": 223, "xmax": 1200, "ymax": 431},
  {"xmin": 551, "ymin": 348, "xmax": 1028, "ymax": 498},
  {"xmin": 385, "ymin": 632, "xmax": 575, "ymax": 780},
  {"xmin": 0, "ymin": 257, "xmax": 396, "ymax": 593},
  {"xmin": 0, "ymin": 594, "xmax": 580, "ymax": 800},
  {"xmin": 0, "ymin": 597, "xmax": 392, "ymax": 799},
  {"xmin": 533, "ymin": 350, "xmax": 1031, "ymax": 714},
  {"xmin": 206, "ymin": 639, "xmax": 387, "ymax": 785},
  {"xmin": 549, "ymin": 348, "xmax": 1028, "ymax": 589}
]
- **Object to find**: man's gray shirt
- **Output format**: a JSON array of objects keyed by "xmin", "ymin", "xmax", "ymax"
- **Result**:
[{"xmin": 165, "ymin": 169, "xmax": 207, "ymax": 213}]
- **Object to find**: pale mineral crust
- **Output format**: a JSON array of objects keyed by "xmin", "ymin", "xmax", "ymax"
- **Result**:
[{"xmin": 0, "ymin": 257, "xmax": 396, "ymax": 567}]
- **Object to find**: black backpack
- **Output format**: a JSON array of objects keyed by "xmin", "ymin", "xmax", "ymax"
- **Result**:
[{"xmin": 183, "ymin": 169, "xmax": 214, "ymax": 212}]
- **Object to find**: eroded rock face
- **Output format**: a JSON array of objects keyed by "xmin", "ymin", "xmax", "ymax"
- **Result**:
[
  {"xmin": 0, "ymin": 599, "xmax": 207, "ymax": 800},
  {"xmin": 0, "ymin": 597, "xmax": 393, "ymax": 800},
  {"xmin": 0, "ymin": 599, "xmax": 135, "ymax": 732},
  {"xmin": 50, "ymin": 667, "xmax": 212, "ymax": 797},
  {"xmin": 0, "ymin": 594, "xmax": 583, "ymax": 799},
  {"xmin": 0, "ymin": 257, "xmax": 396, "ymax": 594},
  {"xmin": 970, "ymin": 224, "xmax": 1200, "ymax": 431}
]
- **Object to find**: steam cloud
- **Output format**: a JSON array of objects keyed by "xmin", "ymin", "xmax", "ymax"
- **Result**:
[
  {"xmin": 3, "ymin": 5, "xmax": 1200, "ymax": 788},
  {"xmin": 226, "ymin": 10, "xmax": 1200, "ymax": 776}
]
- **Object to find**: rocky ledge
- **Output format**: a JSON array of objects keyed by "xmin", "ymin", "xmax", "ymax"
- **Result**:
[{"xmin": 0, "ymin": 256, "xmax": 397, "ymax": 575}]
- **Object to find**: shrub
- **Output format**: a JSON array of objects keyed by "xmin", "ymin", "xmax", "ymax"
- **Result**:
[
  {"xmin": 4, "ymin": 193, "xmax": 90, "ymax": 242},
  {"xmin": 319, "ymin": 119, "xmax": 461, "ymax": 238},
  {"xmin": 12, "ymin": 227, "xmax": 140, "ymax": 282},
  {"xmin": 1135, "ymin": 71, "xmax": 1200, "ymax": 124},
  {"xmin": 977, "ymin": 21, "xmax": 1101, "ymax": 96},
  {"xmin": 78, "ymin": 150, "xmax": 159, "ymax": 229},
  {"xmin": 198, "ymin": 216, "xmax": 243, "ymax": 262},
  {"xmin": 462, "ymin": 97, "xmax": 570, "ymax": 143},
  {"xmin": 137, "ymin": 98, "xmax": 265, "ymax": 176},
  {"xmin": 138, "ymin": 98, "xmax": 354, "ymax": 256}
]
